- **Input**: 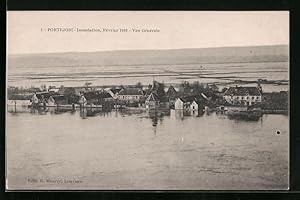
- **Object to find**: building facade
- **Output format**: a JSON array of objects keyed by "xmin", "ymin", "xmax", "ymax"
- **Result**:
[
  {"xmin": 117, "ymin": 88, "xmax": 144, "ymax": 102},
  {"xmin": 190, "ymin": 101, "xmax": 199, "ymax": 111},
  {"xmin": 223, "ymin": 86, "xmax": 262, "ymax": 106},
  {"xmin": 175, "ymin": 94, "xmax": 209, "ymax": 110},
  {"xmin": 145, "ymin": 93, "xmax": 160, "ymax": 109}
]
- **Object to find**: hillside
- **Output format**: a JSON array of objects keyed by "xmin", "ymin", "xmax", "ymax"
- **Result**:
[{"xmin": 8, "ymin": 45, "xmax": 289, "ymax": 68}]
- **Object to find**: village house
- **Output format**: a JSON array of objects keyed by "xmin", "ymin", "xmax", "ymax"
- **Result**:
[
  {"xmin": 190, "ymin": 100, "xmax": 203, "ymax": 111},
  {"xmin": 117, "ymin": 88, "xmax": 144, "ymax": 102},
  {"xmin": 79, "ymin": 91, "xmax": 114, "ymax": 110},
  {"xmin": 175, "ymin": 93, "xmax": 210, "ymax": 111},
  {"xmin": 145, "ymin": 93, "xmax": 160, "ymax": 109},
  {"xmin": 175, "ymin": 96, "xmax": 193, "ymax": 110},
  {"xmin": 143, "ymin": 80, "xmax": 171, "ymax": 109},
  {"xmin": 145, "ymin": 92, "xmax": 170, "ymax": 109},
  {"xmin": 30, "ymin": 91, "xmax": 63, "ymax": 106},
  {"xmin": 83, "ymin": 91, "xmax": 114, "ymax": 105},
  {"xmin": 175, "ymin": 95, "xmax": 200, "ymax": 110},
  {"xmin": 106, "ymin": 88, "xmax": 122, "ymax": 100},
  {"xmin": 223, "ymin": 85, "xmax": 262, "ymax": 106}
]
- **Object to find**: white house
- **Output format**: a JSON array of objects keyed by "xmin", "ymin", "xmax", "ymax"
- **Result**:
[
  {"xmin": 175, "ymin": 95, "xmax": 199, "ymax": 110},
  {"xmin": 175, "ymin": 94, "xmax": 209, "ymax": 110},
  {"xmin": 190, "ymin": 101, "xmax": 199, "ymax": 111},
  {"xmin": 175, "ymin": 98, "xmax": 188, "ymax": 110},
  {"xmin": 223, "ymin": 86, "xmax": 262, "ymax": 106}
]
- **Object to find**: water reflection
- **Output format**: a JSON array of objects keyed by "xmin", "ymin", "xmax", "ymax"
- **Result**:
[
  {"xmin": 175, "ymin": 109, "xmax": 205, "ymax": 120},
  {"xmin": 148, "ymin": 110, "xmax": 166, "ymax": 127},
  {"xmin": 86, "ymin": 108, "xmax": 102, "ymax": 117},
  {"xmin": 7, "ymin": 105, "xmax": 268, "ymax": 127},
  {"xmin": 29, "ymin": 107, "xmax": 48, "ymax": 115},
  {"xmin": 227, "ymin": 114, "xmax": 261, "ymax": 122},
  {"xmin": 80, "ymin": 109, "xmax": 87, "ymax": 119}
]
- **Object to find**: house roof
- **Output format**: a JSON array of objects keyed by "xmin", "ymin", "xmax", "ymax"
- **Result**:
[
  {"xmin": 119, "ymin": 88, "xmax": 144, "ymax": 96},
  {"xmin": 166, "ymin": 85, "xmax": 177, "ymax": 95},
  {"xmin": 36, "ymin": 91, "xmax": 59, "ymax": 99},
  {"xmin": 192, "ymin": 100, "xmax": 207, "ymax": 105},
  {"xmin": 146, "ymin": 93, "xmax": 160, "ymax": 102},
  {"xmin": 178, "ymin": 94, "xmax": 209, "ymax": 103},
  {"xmin": 224, "ymin": 87, "xmax": 261, "ymax": 96},
  {"xmin": 83, "ymin": 91, "xmax": 112, "ymax": 100},
  {"xmin": 179, "ymin": 95, "xmax": 201, "ymax": 103},
  {"xmin": 52, "ymin": 95, "xmax": 65, "ymax": 101},
  {"xmin": 109, "ymin": 88, "xmax": 122, "ymax": 94}
]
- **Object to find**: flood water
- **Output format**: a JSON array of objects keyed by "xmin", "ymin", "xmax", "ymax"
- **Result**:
[
  {"xmin": 8, "ymin": 62, "xmax": 289, "ymax": 92},
  {"xmin": 6, "ymin": 106, "xmax": 289, "ymax": 190}
]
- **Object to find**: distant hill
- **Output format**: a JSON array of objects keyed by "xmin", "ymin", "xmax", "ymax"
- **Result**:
[{"xmin": 8, "ymin": 45, "xmax": 289, "ymax": 68}]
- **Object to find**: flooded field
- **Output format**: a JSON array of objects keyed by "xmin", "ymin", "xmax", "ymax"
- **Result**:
[
  {"xmin": 6, "ymin": 106, "xmax": 289, "ymax": 190},
  {"xmin": 8, "ymin": 62, "xmax": 289, "ymax": 92}
]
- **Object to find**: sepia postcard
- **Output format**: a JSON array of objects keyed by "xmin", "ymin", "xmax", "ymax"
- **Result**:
[{"xmin": 6, "ymin": 11, "xmax": 289, "ymax": 190}]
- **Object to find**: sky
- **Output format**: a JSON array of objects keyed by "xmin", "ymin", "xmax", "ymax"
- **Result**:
[{"xmin": 7, "ymin": 11, "xmax": 289, "ymax": 54}]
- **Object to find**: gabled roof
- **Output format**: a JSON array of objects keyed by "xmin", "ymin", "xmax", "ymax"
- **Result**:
[
  {"xmin": 166, "ymin": 85, "xmax": 177, "ymax": 95},
  {"xmin": 119, "ymin": 88, "xmax": 144, "ymax": 96},
  {"xmin": 109, "ymin": 88, "xmax": 122, "ymax": 94},
  {"xmin": 146, "ymin": 93, "xmax": 160, "ymax": 102},
  {"xmin": 191, "ymin": 100, "xmax": 207, "ymax": 105},
  {"xmin": 224, "ymin": 86, "xmax": 261, "ymax": 96},
  {"xmin": 178, "ymin": 94, "xmax": 209, "ymax": 103},
  {"xmin": 178, "ymin": 95, "xmax": 201, "ymax": 103}
]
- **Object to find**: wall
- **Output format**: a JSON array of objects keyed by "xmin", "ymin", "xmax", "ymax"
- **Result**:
[
  {"xmin": 224, "ymin": 95, "xmax": 261, "ymax": 106},
  {"xmin": 190, "ymin": 101, "xmax": 199, "ymax": 111},
  {"xmin": 175, "ymin": 99, "xmax": 184, "ymax": 110}
]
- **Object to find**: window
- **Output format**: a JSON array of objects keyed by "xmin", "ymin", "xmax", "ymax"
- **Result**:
[
  {"xmin": 237, "ymin": 97, "xmax": 239, "ymax": 100},
  {"xmin": 252, "ymin": 97, "xmax": 254, "ymax": 100},
  {"xmin": 256, "ymin": 96, "xmax": 260, "ymax": 99},
  {"xmin": 241, "ymin": 97, "xmax": 244, "ymax": 100},
  {"xmin": 247, "ymin": 97, "xmax": 249, "ymax": 100}
]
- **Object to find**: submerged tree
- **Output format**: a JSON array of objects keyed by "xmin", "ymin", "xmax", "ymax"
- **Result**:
[
  {"xmin": 135, "ymin": 82, "xmax": 143, "ymax": 89},
  {"xmin": 63, "ymin": 87, "xmax": 79, "ymax": 104},
  {"xmin": 40, "ymin": 84, "xmax": 47, "ymax": 91},
  {"xmin": 179, "ymin": 81, "xmax": 192, "ymax": 95},
  {"xmin": 157, "ymin": 82, "xmax": 165, "ymax": 97},
  {"xmin": 191, "ymin": 81, "xmax": 205, "ymax": 94}
]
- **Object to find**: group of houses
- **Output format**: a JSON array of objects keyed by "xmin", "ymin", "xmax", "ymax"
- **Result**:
[{"xmin": 30, "ymin": 80, "xmax": 264, "ymax": 113}]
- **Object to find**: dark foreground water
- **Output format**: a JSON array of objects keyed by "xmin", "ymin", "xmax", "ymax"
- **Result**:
[{"xmin": 6, "ymin": 106, "xmax": 289, "ymax": 190}]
